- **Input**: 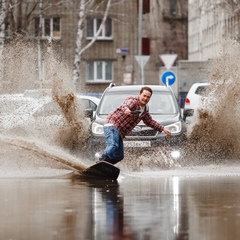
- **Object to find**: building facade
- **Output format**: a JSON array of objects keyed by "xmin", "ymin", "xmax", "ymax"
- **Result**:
[
  {"xmin": 1, "ymin": 0, "xmax": 188, "ymax": 94},
  {"xmin": 176, "ymin": 0, "xmax": 240, "ymax": 100},
  {"xmin": 188, "ymin": 0, "xmax": 240, "ymax": 61}
]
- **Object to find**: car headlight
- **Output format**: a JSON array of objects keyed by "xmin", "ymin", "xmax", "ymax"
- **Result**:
[
  {"xmin": 164, "ymin": 121, "xmax": 182, "ymax": 134},
  {"xmin": 170, "ymin": 149, "xmax": 181, "ymax": 160},
  {"xmin": 92, "ymin": 122, "xmax": 104, "ymax": 135}
]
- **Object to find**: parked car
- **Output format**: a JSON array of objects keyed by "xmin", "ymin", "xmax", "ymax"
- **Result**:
[
  {"xmin": 0, "ymin": 93, "xmax": 32, "ymax": 116},
  {"xmin": 77, "ymin": 95, "xmax": 100, "ymax": 112},
  {"xmin": 183, "ymin": 82, "xmax": 210, "ymax": 123},
  {"xmin": 87, "ymin": 83, "xmax": 187, "ymax": 161},
  {"xmin": 23, "ymin": 89, "xmax": 100, "ymax": 113},
  {"xmin": 0, "ymin": 95, "xmax": 64, "ymax": 137},
  {"xmin": 80, "ymin": 92, "xmax": 102, "ymax": 99},
  {"xmin": 0, "ymin": 91, "xmax": 100, "ymax": 139}
]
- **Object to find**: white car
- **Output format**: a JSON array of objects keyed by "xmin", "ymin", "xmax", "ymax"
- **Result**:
[
  {"xmin": 23, "ymin": 89, "xmax": 100, "ymax": 113},
  {"xmin": 183, "ymin": 82, "xmax": 210, "ymax": 124},
  {"xmin": 0, "ymin": 92, "xmax": 100, "ymax": 140},
  {"xmin": 77, "ymin": 95, "xmax": 100, "ymax": 112},
  {"xmin": 0, "ymin": 95, "xmax": 64, "ymax": 137}
]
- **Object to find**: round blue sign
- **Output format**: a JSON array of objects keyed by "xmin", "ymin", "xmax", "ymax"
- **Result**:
[{"xmin": 161, "ymin": 71, "xmax": 176, "ymax": 86}]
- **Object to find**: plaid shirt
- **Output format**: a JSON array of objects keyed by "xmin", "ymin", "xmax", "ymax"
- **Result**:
[{"xmin": 106, "ymin": 95, "xmax": 164, "ymax": 137}]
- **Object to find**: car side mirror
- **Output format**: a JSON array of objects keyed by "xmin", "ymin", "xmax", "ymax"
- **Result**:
[
  {"xmin": 183, "ymin": 109, "xmax": 194, "ymax": 121},
  {"xmin": 84, "ymin": 108, "xmax": 93, "ymax": 120}
]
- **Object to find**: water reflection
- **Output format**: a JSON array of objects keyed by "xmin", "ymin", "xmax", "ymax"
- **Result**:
[
  {"xmin": 120, "ymin": 176, "xmax": 188, "ymax": 240},
  {"xmin": 1, "ymin": 174, "xmax": 240, "ymax": 240},
  {"xmin": 73, "ymin": 178, "xmax": 125, "ymax": 240},
  {"xmin": 77, "ymin": 176, "xmax": 190, "ymax": 240}
]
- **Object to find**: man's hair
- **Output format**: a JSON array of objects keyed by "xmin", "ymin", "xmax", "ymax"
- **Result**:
[{"xmin": 140, "ymin": 86, "xmax": 152, "ymax": 95}]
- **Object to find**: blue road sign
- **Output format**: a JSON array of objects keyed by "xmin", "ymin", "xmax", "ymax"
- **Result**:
[{"xmin": 161, "ymin": 71, "xmax": 176, "ymax": 86}]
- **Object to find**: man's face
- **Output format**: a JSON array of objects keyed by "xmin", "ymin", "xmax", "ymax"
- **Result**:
[{"xmin": 139, "ymin": 90, "xmax": 152, "ymax": 106}]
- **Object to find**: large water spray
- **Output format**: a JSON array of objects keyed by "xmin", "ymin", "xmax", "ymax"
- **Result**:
[{"xmin": 186, "ymin": 39, "xmax": 240, "ymax": 162}]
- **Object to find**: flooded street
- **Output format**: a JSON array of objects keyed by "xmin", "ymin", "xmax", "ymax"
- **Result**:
[
  {"xmin": 1, "ymin": 138, "xmax": 240, "ymax": 240},
  {"xmin": 1, "ymin": 167, "xmax": 240, "ymax": 240}
]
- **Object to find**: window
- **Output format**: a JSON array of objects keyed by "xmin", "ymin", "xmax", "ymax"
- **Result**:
[
  {"xmin": 99, "ymin": 90, "xmax": 176, "ymax": 115},
  {"xmin": 170, "ymin": 0, "xmax": 176, "ymax": 16},
  {"xmin": 143, "ymin": 0, "xmax": 150, "ymax": 14},
  {"xmin": 137, "ymin": 0, "xmax": 150, "ymax": 14},
  {"xmin": 81, "ymin": 99, "xmax": 98, "ymax": 111},
  {"xmin": 35, "ymin": 17, "xmax": 61, "ymax": 39},
  {"xmin": 87, "ymin": 61, "xmax": 113, "ymax": 82},
  {"xmin": 142, "ymin": 38, "xmax": 150, "ymax": 55},
  {"xmin": 195, "ymin": 86, "xmax": 209, "ymax": 97},
  {"xmin": 87, "ymin": 17, "xmax": 112, "ymax": 40}
]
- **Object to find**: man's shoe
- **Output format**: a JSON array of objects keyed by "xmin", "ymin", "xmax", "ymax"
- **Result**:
[{"xmin": 98, "ymin": 154, "xmax": 111, "ymax": 162}]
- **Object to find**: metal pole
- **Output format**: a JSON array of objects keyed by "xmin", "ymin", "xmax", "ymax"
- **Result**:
[
  {"xmin": 138, "ymin": 0, "xmax": 143, "ymax": 55},
  {"xmin": 138, "ymin": 0, "xmax": 143, "ymax": 84},
  {"xmin": 141, "ymin": 58, "xmax": 144, "ymax": 85},
  {"xmin": 38, "ymin": 0, "xmax": 42, "ymax": 87}
]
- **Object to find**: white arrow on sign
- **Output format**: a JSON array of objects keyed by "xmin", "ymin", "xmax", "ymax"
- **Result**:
[
  {"xmin": 159, "ymin": 54, "xmax": 177, "ymax": 70},
  {"xmin": 166, "ymin": 75, "xmax": 174, "ymax": 85}
]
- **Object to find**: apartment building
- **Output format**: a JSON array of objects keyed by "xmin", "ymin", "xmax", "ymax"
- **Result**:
[
  {"xmin": 176, "ymin": 0, "xmax": 240, "ymax": 98},
  {"xmin": 188, "ymin": 0, "xmax": 240, "ymax": 61},
  {"xmin": 1, "ymin": 0, "xmax": 188, "ymax": 94},
  {"xmin": 79, "ymin": 0, "xmax": 188, "ymax": 92},
  {"xmin": 55, "ymin": 0, "xmax": 187, "ymax": 93}
]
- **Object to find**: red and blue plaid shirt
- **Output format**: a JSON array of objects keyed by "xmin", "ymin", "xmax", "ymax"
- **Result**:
[{"xmin": 106, "ymin": 95, "xmax": 164, "ymax": 137}]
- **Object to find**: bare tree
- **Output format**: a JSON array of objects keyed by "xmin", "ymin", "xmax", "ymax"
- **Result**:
[
  {"xmin": 0, "ymin": 0, "xmax": 7, "ymax": 53},
  {"xmin": 0, "ymin": 0, "xmax": 8, "ymax": 85},
  {"xmin": 72, "ymin": 0, "xmax": 112, "ymax": 87},
  {"xmin": 1, "ymin": 0, "xmax": 73, "ymax": 38},
  {"xmin": 224, "ymin": 0, "xmax": 240, "ymax": 13}
]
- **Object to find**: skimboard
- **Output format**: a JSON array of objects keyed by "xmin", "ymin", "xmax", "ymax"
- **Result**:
[{"xmin": 81, "ymin": 161, "xmax": 120, "ymax": 180}]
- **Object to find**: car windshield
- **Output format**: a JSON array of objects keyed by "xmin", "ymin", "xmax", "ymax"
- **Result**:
[{"xmin": 99, "ymin": 91, "xmax": 177, "ymax": 115}]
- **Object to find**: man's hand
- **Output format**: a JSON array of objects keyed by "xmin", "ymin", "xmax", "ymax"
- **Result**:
[
  {"xmin": 163, "ymin": 128, "xmax": 171, "ymax": 137},
  {"xmin": 124, "ymin": 108, "xmax": 132, "ymax": 115}
]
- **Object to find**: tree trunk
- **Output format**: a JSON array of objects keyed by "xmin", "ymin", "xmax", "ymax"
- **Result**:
[
  {"xmin": 0, "ymin": 0, "xmax": 8, "ymax": 89},
  {"xmin": 72, "ymin": 0, "xmax": 112, "ymax": 90}
]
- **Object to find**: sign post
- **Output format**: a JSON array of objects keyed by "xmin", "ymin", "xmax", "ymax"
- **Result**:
[{"xmin": 135, "ymin": 55, "xmax": 150, "ymax": 85}]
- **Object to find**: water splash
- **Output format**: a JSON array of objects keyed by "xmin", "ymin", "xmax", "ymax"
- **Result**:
[
  {"xmin": 0, "ymin": 39, "xmax": 91, "ymax": 173},
  {"xmin": 1, "ymin": 39, "xmax": 40, "ymax": 93},
  {"xmin": 44, "ymin": 45, "xmax": 90, "ymax": 150},
  {"xmin": 4, "ymin": 40, "xmax": 90, "ymax": 145},
  {"xmin": 0, "ymin": 135, "xmax": 87, "ymax": 178},
  {"xmin": 186, "ymin": 39, "xmax": 240, "ymax": 162}
]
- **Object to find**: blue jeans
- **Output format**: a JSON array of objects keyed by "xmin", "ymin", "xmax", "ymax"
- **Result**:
[{"xmin": 102, "ymin": 125, "xmax": 124, "ymax": 164}]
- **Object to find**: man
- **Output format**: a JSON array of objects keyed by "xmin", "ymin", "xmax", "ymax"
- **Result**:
[{"xmin": 99, "ymin": 86, "xmax": 171, "ymax": 164}]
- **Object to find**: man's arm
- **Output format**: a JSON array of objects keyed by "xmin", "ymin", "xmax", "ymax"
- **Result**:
[
  {"xmin": 121, "ymin": 96, "xmax": 138, "ymax": 115},
  {"xmin": 142, "ymin": 112, "xmax": 171, "ymax": 137}
]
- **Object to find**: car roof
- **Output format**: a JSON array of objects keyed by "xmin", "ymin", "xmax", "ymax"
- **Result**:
[
  {"xmin": 77, "ymin": 95, "xmax": 100, "ymax": 104},
  {"xmin": 81, "ymin": 92, "xmax": 102, "ymax": 98},
  {"xmin": 105, "ymin": 84, "xmax": 171, "ymax": 93},
  {"xmin": 188, "ymin": 82, "xmax": 209, "ymax": 93},
  {"xmin": 191, "ymin": 82, "xmax": 209, "ymax": 87},
  {"xmin": 194, "ymin": 82, "xmax": 209, "ymax": 85}
]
